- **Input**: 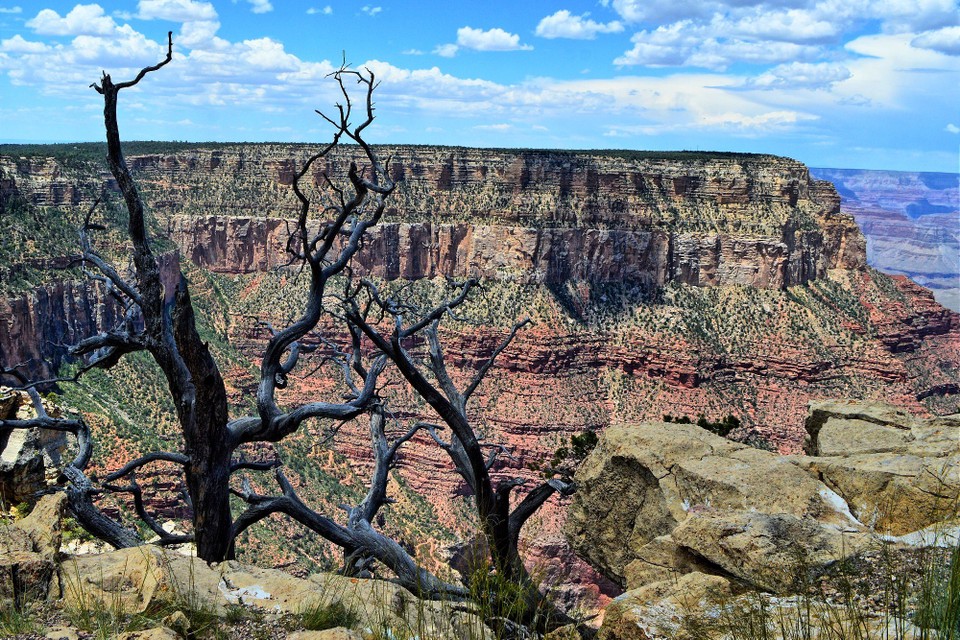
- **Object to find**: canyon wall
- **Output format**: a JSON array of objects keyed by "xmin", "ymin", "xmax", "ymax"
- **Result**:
[
  {"xmin": 3, "ymin": 148, "xmax": 865, "ymax": 289},
  {"xmin": 811, "ymin": 168, "xmax": 959, "ymax": 311},
  {"xmin": 138, "ymin": 147, "xmax": 866, "ymax": 288}
]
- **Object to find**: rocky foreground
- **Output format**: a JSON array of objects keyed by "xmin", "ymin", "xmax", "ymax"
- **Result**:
[
  {"xmin": 1, "ymin": 399, "xmax": 956, "ymax": 639},
  {"xmin": 570, "ymin": 400, "xmax": 959, "ymax": 639}
]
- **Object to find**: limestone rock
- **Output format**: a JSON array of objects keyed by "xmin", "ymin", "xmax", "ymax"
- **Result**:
[
  {"xmin": 16, "ymin": 492, "xmax": 66, "ymax": 556},
  {"xmin": 44, "ymin": 626, "xmax": 80, "ymax": 640},
  {"xmin": 598, "ymin": 572, "xmax": 731, "ymax": 640},
  {"xmin": 623, "ymin": 534, "xmax": 720, "ymax": 590},
  {"xmin": 61, "ymin": 545, "xmax": 490, "ymax": 640},
  {"xmin": 544, "ymin": 624, "xmax": 584, "ymax": 640},
  {"xmin": 566, "ymin": 422, "xmax": 859, "ymax": 586},
  {"xmin": 804, "ymin": 399, "xmax": 916, "ymax": 455},
  {"xmin": 799, "ymin": 401, "xmax": 960, "ymax": 534},
  {"xmin": 671, "ymin": 510, "xmax": 868, "ymax": 593},
  {"xmin": 289, "ymin": 630, "xmax": 363, "ymax": 640},
  {"xmin": 116, "ymin": 627, "xmax": 181, "ymax": 640},
  {"xmin": 0, "ymin": 548, "xmax": 55, "ymax": 601},
  {"xmin": 0, "ymin": 388, "xmax": 69, "ymax": 505}
]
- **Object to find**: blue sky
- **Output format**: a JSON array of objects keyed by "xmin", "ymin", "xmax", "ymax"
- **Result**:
[{"xmin": 0, "ymin": 1, "xmax": 958, "ymax": 171}]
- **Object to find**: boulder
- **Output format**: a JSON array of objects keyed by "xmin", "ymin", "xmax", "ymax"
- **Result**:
[
  {"xmin": 566, "ymin": 422, "xmax": 860, "ymax": 586},
  {"xmin": 670, "ymin": 510, "xmax": 868, "ymax": 593},
  {"xmin": 16, "ymin": 492, "xmax": 66, "ymax": 556},
  {"xmin": 0, "ymin": 493, "xmax": 65, "ymax": 603},
  {"xmin": 288, "ymin": 630, "xmax": 363, "ymax": 640},
  {"xmin": 544, "ymin": 624, "xmax": 584, "ymax": 640},
  {"xmin": 799, "ymin": 401, "xmax": 960, "ymax": 534},
  {"xmin": 61, "ymin": 545, "xmax": 490, "ymax": 640},
  {"xmin": 0, "ymin": 388, "xmax": 69, "ymax": 506},
  {"xmin": 623, "ymin": 534, "xmax": 720, "ymax": 590},
  {"xmin": 116, "ymin": 628, "xmax": 181, "ymax": 640},
  {"xmin": 44, "ymin": 627, "xmax": 80, "ymax": 640},
  {"xmin": 597, "ymin": 572, "xmax": 732, "ymax": 640},
  {"xmin": 0, "ymin": 548, "xmax": 56, "ymax": 602}
]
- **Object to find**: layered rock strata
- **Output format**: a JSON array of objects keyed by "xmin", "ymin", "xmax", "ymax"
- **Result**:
[{"xmin": 811, "ymin": 168, "xmax": 959, "ymax": 312}]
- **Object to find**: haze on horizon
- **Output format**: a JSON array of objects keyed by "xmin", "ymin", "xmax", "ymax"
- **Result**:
[{"xmin": 0, "ymin": 0, "xmax": 957, "ymax": 173}]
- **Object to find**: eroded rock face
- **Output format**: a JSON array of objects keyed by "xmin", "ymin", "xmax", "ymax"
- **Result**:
[
  {"xmin": 0, "ymin": 252, "xmax": 181, "ymax": 381},
  {"xmin": 0, "ymin": 493, "xmax": 66, "ymax": 603},
  {"xmin": 567, "ymin": 402, "xmax": 955, "ymax": 596},
  {"xmin": 565, "ymin": 421, "xmax": 858, "ymax": 587},
  {"xmin": 0, "ymin": 388, "xmax": 69, "ymax": 506},
  {"xmin": 597, "ymin": 572, "xmax": 732, "ymax": 640},
  {"xmin": 796, "ymin": 400, "xmax": 960, "ymax": 535}
]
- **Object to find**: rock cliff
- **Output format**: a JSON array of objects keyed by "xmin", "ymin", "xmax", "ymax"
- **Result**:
[
  {"xmin": 4, "ymin": 148, "xmax": 864, "ymax": 289},
  {"xmin": 811, "ymin": 168, "xmax": 959, "ymax": 312}
]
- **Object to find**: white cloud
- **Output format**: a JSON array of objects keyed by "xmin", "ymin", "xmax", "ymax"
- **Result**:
[
  {"xmin": 246, "ymin": 0, "xmax": 273, "ymax": 14},
  {"xmin": 608, "ymin": 0, "xmax": 712, "ymax": 23},
  {"xmin": 137, "ymin": 0, "xmax": 217, "ymax": 22},
  {"xmin": 0, "ymin": 35, "xmax": 49, "ymax": 53},
  {"xmin": 456, "ymin": 26, "xmax": 532, "ymax": 52},
  {"xmin": 836, "ymin": 32, "xmax": 960, "ymax": 108},
  {"xmin": 698, "ymin": 110, "xmax": 818, "ymax": 131},
  {"xmin": 731, "ymin": 8, "xmax": 840, "ymax": 43},
  {"xmin": 306, "ymin": 6, "xmax": 332, "ymax": 15},
  {"xmin": 361, "ymin": 6, "xmax": 382, "ymax": 17},
  {"xmin": 614, "ymin": 18, "xmax": 823, "ymax": 70},
  {"xmin": 912, "ymin": 26, "xmax": 960, "ymax": 55},
  {"xmin": 475, "ymin": 123, "xmax": 512, "ymax": 131},
  {"xmin": 744, "ymin": 62, "xmax": 851, "ymax": 90},
  {"xmin": 869, "ymin": 0, "xmax": 960, "ymax": 32},
  {"xmin": 433, "ymin": 43, "xmax": 458, "ymax": 57},
  {"xmin": 177, "ymin": 20, "xmax": 224, "ymax": 49},
  {"xmin": 535, "ymin": 10, "xmax": 623, "ymax": 40},
  {"xmin": 27, "ymin": 4, "xmax": 119, "ymax": 36},
  {"xmin": 946, "ymin": 123, "xmax": 960, "ymax": 134},
  {"xmin": 0, "ymin": 6, "xmax": 22, "ymax": 14}
]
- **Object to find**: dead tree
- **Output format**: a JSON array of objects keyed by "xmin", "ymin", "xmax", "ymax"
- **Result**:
[
  {"xmin": 0, "ymin": 35, "xmax": 582, "ymax": 632},
  {"xmin": 345, "ymin": 279, "xmax": 576, "ymax": 626},
  {"xmin": 0, "ymin": 35, "xmax": 390, "ymax": 563}
]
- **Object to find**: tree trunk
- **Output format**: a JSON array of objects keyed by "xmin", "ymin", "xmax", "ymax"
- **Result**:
[{"xmin": 172, "ymin": 277, "xmax": 233, "ymax": 562}]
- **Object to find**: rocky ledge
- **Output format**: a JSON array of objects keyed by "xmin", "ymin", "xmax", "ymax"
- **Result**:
[{"xmin": 566, "ymin": 400, "xmax": 959, "ymax": 638}]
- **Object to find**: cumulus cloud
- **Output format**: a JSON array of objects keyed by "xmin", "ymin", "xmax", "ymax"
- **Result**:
[
  {"xmin": 535, "ymin": 10, "xmax": 623, "ymax": 40},
  {"xmin": 456, "ymin": 26, "xmax": 532, "ymax": 52},
  {"xmin": 731, "ymin": 8, "xmax": 840, "ymax": 43},
  {"xmin": 0, "ymin": 6, "xmax": 22, "ymax": 14},
  {"xmin": 361, "ymin": 6, "xmax": 382, "ymax": 17},
  {"xmin": 615, "ymin": 21, "xmax": 821, "ymax": 70},
  {"xmin": 0, "ymin": 35, "xmax": 48, "ymax": 53},
  {"xmin": 246, "ymin": 0, "xmax": 273, "ymax": 14},
  {"xmin": 912, "ymin": 26, "xmax": 960, "ymax": 55},
  {"xmin": 306, "ymin": 6, "xmax": 332, "ymax": 15},
  {"xmin": 137, "ymin": 0, "xmax": 217, "ymax": 22},
  {"xmin": 27, "ymin": 4, "xmax": 119, "ymax": 36},
  {"xmin": 946, "ymin": 123, "xmax": 960, "ymax": 133},
  {"xmin": 607, "ymin": 0, "xmax": 958, "ymax": 71},
  {"xmin": 433, "ymin": 43, "xmax": 458, "ymax": 57}
]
